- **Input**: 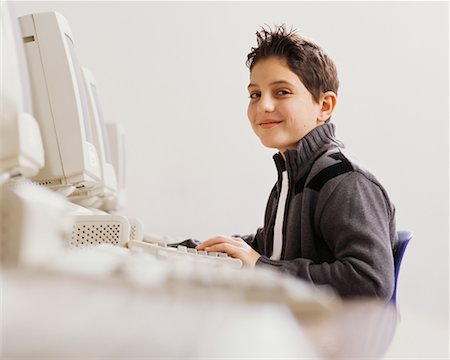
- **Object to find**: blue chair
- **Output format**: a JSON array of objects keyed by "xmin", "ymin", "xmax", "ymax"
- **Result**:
[{"xmin": 391, "ymin": 230, "xmax": 412, "ymax": 303}]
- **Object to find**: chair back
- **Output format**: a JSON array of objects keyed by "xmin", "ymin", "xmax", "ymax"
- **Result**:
[{"xmin": 391, "ymin": 230, "xmax": 412, "ymax": 303}]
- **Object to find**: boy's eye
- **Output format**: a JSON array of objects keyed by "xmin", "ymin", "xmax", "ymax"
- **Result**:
[
  {"xmin": 249, "ymin": 92, "xmax": 261, "ymax": 99},
  {"xmin": 276, "ymin": 89, "xmax": 291, "ymax": 96}
]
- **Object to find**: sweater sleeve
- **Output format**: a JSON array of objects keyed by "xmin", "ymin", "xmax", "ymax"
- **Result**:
[
  {"xmin": 256, "ymin": 172, "xmax": 396, "ymax": 299},
  {"xmin": 234, "ymin": 227, "xmax": 264, "ymax": 253}
]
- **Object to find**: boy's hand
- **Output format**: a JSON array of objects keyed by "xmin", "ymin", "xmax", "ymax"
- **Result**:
[{"xmin": 196, "ymin": 236, "xmax": 261, "ymax": 268}]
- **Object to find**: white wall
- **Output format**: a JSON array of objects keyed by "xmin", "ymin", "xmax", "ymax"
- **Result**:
[{"xmin": 11, "ymin": 1, "xmax": 449, "ymax": 357}]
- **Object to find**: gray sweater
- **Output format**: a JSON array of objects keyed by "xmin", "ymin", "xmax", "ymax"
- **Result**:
[{"xmin": 240, "ymin": 123, "xmax": 397, "ymax": 299}]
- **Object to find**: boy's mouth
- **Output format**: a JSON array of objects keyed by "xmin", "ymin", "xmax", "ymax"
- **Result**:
[{"xmin": 259, "ymin": 120, "xmax": 283, "ymax": 129}]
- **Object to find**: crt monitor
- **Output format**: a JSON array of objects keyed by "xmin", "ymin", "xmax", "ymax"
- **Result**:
[
  {"xmin": 103, "ymin": 122, "xmax": 126, "ymax": 211},
  {"xmin": 80, "ymin": 67, "xmax": 118, "ymax": 199},
  {"xmin": 18, "ymin": 11, "xmax": 101, "ymax": 191},
  {"xmin": 0, "ymin": 3, "xmax": 44, "ymax": 178}
]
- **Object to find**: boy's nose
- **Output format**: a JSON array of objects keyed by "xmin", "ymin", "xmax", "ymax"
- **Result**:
[{"xmin": 258, "ymin": 95, "xmax": 275, "ymax": 113}]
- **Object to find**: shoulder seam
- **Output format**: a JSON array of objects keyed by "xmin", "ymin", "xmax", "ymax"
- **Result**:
[{"xmin": 305, "ymin": 150, "xmax": 354, "ymax": 192}]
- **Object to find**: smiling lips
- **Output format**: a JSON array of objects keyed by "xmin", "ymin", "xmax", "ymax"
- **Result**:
[{"xmin": 259, "ymin": 120, "xmax": 283, "ymax": 129}]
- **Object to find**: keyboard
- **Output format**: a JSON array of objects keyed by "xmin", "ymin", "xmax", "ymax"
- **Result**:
[
  {"xmin": 42, "ymin": 243, "xmax": 338, "ymax": 317},
  {"xmin": 127, "ymin": 239, "xmax": 243, "ymax": 269}
]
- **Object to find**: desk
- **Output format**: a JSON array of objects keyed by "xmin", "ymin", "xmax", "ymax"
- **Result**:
[
  {"xmin": 2, "ymin": 267, "xmax": 318, "ymax": 359},
  {"xmin": 1, "ymin": 266, "xmax": 398, "ymax": 359}
]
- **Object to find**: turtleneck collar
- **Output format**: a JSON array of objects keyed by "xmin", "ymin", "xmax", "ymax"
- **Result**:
[{"xmin": 273, "ymin": 122, "xmax": 344, "ymax": 180}]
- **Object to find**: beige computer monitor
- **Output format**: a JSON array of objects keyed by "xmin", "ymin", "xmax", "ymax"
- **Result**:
[
  {"xmin": 80, "ymin": 67, "xmax": 118, "ymax": 200},
  {"xmin": 1, "ymin": 4, "xmax": 44, "ymax": 178},
  {"xmin": 103, "ymin": 122, "xmax": 126, "ymax": 211},
  {"xmin": 19, "ymin": 11, "xmax": 101, "ymax": 190}
]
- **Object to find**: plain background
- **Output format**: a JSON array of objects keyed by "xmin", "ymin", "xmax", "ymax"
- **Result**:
[{"xmin": 10, "ymin": 1, "xmax": 449, "ymax": 358}]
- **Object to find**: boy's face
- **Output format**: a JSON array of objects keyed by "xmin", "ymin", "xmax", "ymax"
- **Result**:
[{"xmin": 247, "ymin": 57, "xmax": 325, "ymax": 153}]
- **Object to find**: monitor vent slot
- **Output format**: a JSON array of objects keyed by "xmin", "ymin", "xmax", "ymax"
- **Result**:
[
  {"xmin": 23, "ymin": 35, "xmax": 35, "ymax": 43},
  {"xmin": 33, "ymin": 179, "xmax": 63, "ymax": 187},
  {"xmin": 71, "ymin": 222, "xmax": 123, "ymax": 247},
  {"xmin": 129, "ymin": 223, "xmax": 137, "ymax": 241}
]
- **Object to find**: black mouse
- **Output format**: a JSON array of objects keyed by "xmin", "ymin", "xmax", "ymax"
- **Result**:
[{"xmin": 168, "ymin": 238, "xmax": 202, "ymax": 249}]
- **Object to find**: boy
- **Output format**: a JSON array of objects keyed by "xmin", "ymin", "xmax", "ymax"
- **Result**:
[{"xmin": 196, "ymin": 25, "xmax": 397, "ymax": 299}]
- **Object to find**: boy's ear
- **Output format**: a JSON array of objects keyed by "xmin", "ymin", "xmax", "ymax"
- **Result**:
[{"xmin": 317, "ymin": 91, "xmax": 337, "ymax": 123}]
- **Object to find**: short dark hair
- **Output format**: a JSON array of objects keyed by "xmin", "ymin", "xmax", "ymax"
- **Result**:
[{"xmin": 246, "ymin": 24, "xmax": 339, "ymax": 104}]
